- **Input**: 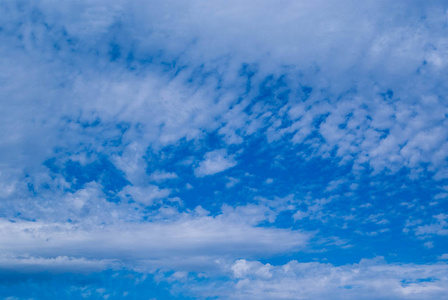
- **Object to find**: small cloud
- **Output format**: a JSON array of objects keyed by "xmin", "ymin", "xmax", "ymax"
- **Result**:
[
  {"xmin": 226, "ymin": 177, "xmax": 240, "ymax": 188},
  {"xmin": 194, "ymin": 149, "xmax": 237, "ymax": 177},
  {"xmin": 376, "ymin": 219, "xmax": 389, "ymax": 225},
  {"xmin": 434, "ymin": 193, "xmax": 448, "ymax": 200},
  {"xmin": 119, "ymin": 185, "xmax": 171, "ymax": 206},
  {"xmin": 349, "ymin": 183, "xmax": 359, "ymax": 190},
  {"xmin": 438, "ymin": 253, "xmax": 448, "ymax": 260},
  {"xmin": 149, "ymin": 170, "xmax": 178, "ymax": 182},
  {"xmin": 265, "ymin": 178, "xmax": 274, "ymax": 184},
  {"xmin": 167, "ymin": 271, "xmax": 188, "ymax": 282},
  {"xmin": 424, "ymin": 241, "xmax": 434, "ymax": 249},
  {"xmin": 179, "ymin": 156, "xmax": 195, "ymax": 166},
  {"xmin": 400, "ymin": 202, "xmax": 415, "ymax": 209},
  {"xmin": 168, "ymin": 197, "xmax": 183, "ymax": 204},
  {"xmin": 293, "ymin": 210, "xmax": 308, "ymax": 221},
  {"xmin": 325, "ymin": 179, "xmax": 347, "ymax": 192}
]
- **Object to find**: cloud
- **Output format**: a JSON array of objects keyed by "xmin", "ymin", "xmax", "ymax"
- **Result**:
[
  {"xmin": 119, "ymin": 185, "xmax": 172, "ymax": 206},
  {"xmin": 177, "ymin": 258, "xmax": 448, "ymax": 300},
  {"xmin": 0, "ymin": 254, "xmax": 115, "ymax": 273},
  {"xmin": 226, "ymin": 177, "xmax": 241, "ymax": 188},
  {"xmin": 414, "ymin": 214, "xmax": 448, "ymax": 237},
  {"xmin": 0, "ymin": 208, "xmax": 309, "ymax": 272},
  {"xmin": 1, "ymin": 0, "xmax": 447, "ymax": 184},
  {"xmin": 149, "ymin": 170, "xmax": 178, "ymax": 182},
  {"xmin": 194, "ymin": 149, "xmax": 237, "ymax": 177}
]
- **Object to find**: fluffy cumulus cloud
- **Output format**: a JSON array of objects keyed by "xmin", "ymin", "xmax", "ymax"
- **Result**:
[{"xmin": 1, "ymin": 0, "xmax": 448, "ymax": 299}]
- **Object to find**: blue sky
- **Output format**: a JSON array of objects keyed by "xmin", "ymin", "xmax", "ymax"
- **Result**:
[{"xmin": 1, "ymin": 0, "xmax": 448, "ymax": 299}]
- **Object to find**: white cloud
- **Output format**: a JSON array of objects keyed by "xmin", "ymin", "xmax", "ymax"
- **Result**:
[
  {"xmin": 179, "ymin": 258, "xmax": 448, "ymax": 300},
  {"xmin": 424, "ymin": 241, "xmax": 434, "ymax": 249},
  {"xmin": 293, "ymin": 210, "xmax": 309, "ymax": 221},
  {"xmin": 110, "ymin": 142, "xmax": 148, "ymax": 186},
  {"xmin": 0, "ymin": 209, "xmax": 309, "ymax": 272},
  {"xmin": 226, "ymin": 177, "xmax": 240, "ymax": 188},
  {"xmin": 194, "ymin": 149, "xmax": 237, "ymax": 177},
  {"xmin": 119, "ymin": 185, "xmax": 171, "ymax": 206},
  {"xmin": 439, "ymin": 254, "xmax": 448, "ymax": 260},
  {"xmin": 232, "ymin": 259, "xmax": 273, "ymax": 279},
  {"xmin": 1, "ymin": 0, "xmax": 447, "ymax": 187},
  {"xmin": 149, "ymin": 170, "xmax": 178, "ymax": 182},
  {"xmin": 415, "ymin": 214, "xmax": 448, "ymax": 237},
  {"xmin": 0, "ymin": 254, "xmax": 116, "ymax": 273}
]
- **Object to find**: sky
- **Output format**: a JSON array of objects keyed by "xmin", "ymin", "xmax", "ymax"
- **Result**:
[{"xmin": 1, "ymin": 0, "xmax": 448, "ymax": 299}]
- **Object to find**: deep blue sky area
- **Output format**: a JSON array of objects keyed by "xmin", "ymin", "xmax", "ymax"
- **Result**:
[{"xmin": 1, "ymin": 1, "xmax": 448, "ymax": 299}]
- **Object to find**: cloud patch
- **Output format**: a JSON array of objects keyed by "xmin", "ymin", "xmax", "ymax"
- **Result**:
[{"xmin": 194, "ymin": 149, "xmax": 237, "ymax": 177}]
